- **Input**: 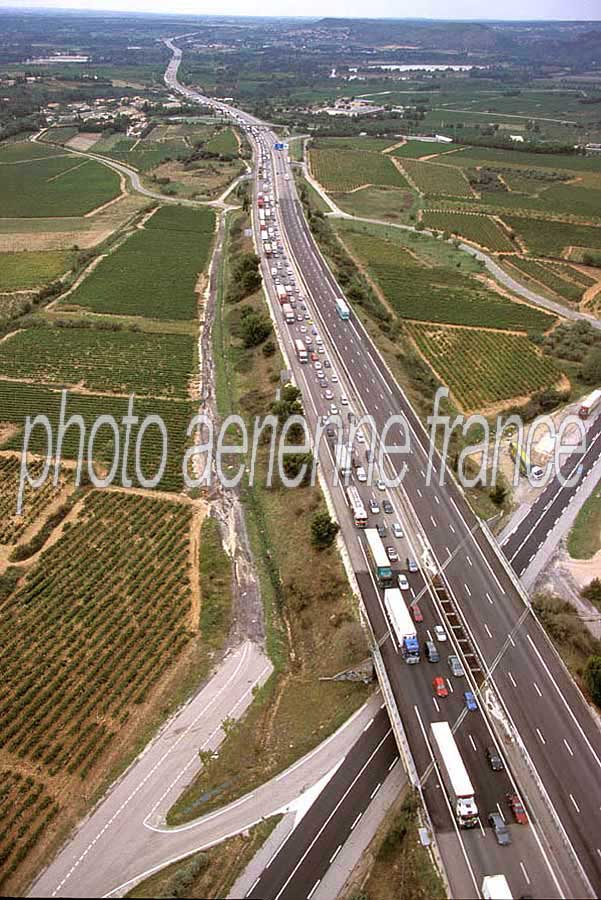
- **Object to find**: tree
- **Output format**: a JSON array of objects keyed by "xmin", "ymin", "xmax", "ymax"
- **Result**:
[
  {"xmin": 489, "ymin": 484, "xmax": 507, "ymax": 507},
  {"xmin": 581, "ymin": 578, "xmax": 601, "ymax": 607},
  {"xmin": 311, "ymin": 510, "xmax": 339, "ymax": 548},
  {"xmin": 240, "ymin": 309, "xmax": 272, "ymax": 348},
  {"xmin": 581, "ymin": 347, "xmax": 601, "ymax": 385},
  {"xmin": 282, "ymin": 451, "xmax": 313, "ymax": 484},
  {"xmin": 584, "ymin": 656, "xmax": 601, "ymax": 708}
]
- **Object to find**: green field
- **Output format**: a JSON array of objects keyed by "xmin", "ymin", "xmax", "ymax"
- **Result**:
[
  {"xmin": 206, "ymin": 127, "xmax": 239, "ymax": 155},
  {"xmin": 313, "ymin": 136, "xmax": 399, "ymax": 153},
  {"xmin": 0, "ymin": 381, "xmax": 193, "ymax": 492},
  {"xmin": 335, "ymin": 186, "xmax": 415, "ymax": 222},
  {"xmin": 446, "ymin": 146, "xmax": 601, "ymax": 174},
  {"xmin": 0, "ymin": 326, "xmax": 195, "ymax": 398},
  {"xmin": 399, "ymin": 157, "xmax": 473, "ymax": 197},
  {"xmin": 392, "ymin": 140, "xmax": 459, "ymax": 159},
  {"xmin": 345, "ymin": 231, "xmax": 554, "ymax": 331},
  {"xmin": 99, "ymin": 138, "xmax": 188, "ymax": 173},
  {"xmin": 0, "ymin": 250, "xmax": 74, "ymax": 291},
  {"xmin": 0, "ymin": 141, "xmax": 64, "ymax": 162},
  {"xmin": 0, "ymin": 151, "xmax": 121, "ymax": 217},
  {"xmin": 502, "ymin": 215, "xmax": 601, "ymax": 258},
  {"xmin": 64, "ymin": 206, "xmax": 215, "ymax": 320},
  {"xmin": 407, "ymin": 322, "xmax": 560, "ymax": 411},
  {"xmin": 422, "ymin": 210, "xmax": 516, "ymax": 252},
  {"xmin": 309, "ymin": 147, "xmax": 408, "ymax": 192},
  {"xmin": 476, "ymin": 183, "xmax": 601, "ymax": 221}
]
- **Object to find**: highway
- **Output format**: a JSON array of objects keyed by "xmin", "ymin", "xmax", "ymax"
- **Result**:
[{"xmin": 166, "ymin": 41, "xmax": 601, "ymax": 899}]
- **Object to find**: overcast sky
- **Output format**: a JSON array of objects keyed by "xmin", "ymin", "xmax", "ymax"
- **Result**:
[{"xmin": 1, "ymin": 0, "xmax": 599, "ymax": 20}]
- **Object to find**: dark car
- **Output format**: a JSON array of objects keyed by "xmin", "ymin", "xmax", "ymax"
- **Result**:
[
  {"xmin": 326, "ymin": 426, "xmax": 337, "ymax": 438},
  {"xmin": 488, "ymin": 812, "xmax": 511, "ymax": 846},
  {"xmin": 382, "ymin": 499, "xmax": 393, "ymax": 515},
  {"xmin": 377, "ymin": 523, "xmax": 387, "ymax": 538},
  {"xmin": 424, "ymin": 641, "xmax": 440, "ymax": 663},
  {"xmin": 486, "ymin": 745, "xmax": 504, "ymax": 772}
]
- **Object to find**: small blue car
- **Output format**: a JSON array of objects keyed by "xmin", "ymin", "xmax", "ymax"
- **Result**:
[{"xmin": 464, "ymin": 690, "xmax": 478, "ymax": 711}]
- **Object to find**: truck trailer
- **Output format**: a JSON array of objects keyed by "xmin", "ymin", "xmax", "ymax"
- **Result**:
[
  {"xmin": 276, "ymin": 284, "xmax": 288, "ymax": 304},
  {"xmin": 481, "ymin": 875, "xmax": 512, "ymax": 900},
  {"xmin": 430, "ymin": 721, "xmax": 478, "ymax": 828},
  {"xmin": 579, "ymin": 388, "xmax": 601, "ymax": 419},
  {"xmin": 281, "ymin": 302, "xmax": 295, "ymax": 324},
  {"xmin": 383, "ymin": 588, "xmax": 420, "ymax": 663}
]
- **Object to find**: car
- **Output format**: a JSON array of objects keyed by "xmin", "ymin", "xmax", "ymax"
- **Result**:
[
  {"xmin": 330, "ymin": 373, "xmax": 339, "ymax": 383},
  {"xmin": 356, "ymin": 432, "xmax": 365, "ymax": 444},
  {"xmin": 329, "ymin": 403, "xmax": 339, "ymax": 415},
  {"xmin": 318, "ymin": 378, "xmax": 328, "ymax": 387},
  {"xmin": 392, "ymin": 522, "xmax": 403, "ymax": 539},
  {"xmin": 406, "ymin": 558, "xmax": 418, "ymax": 573},
  {"xmin": 275, "ymin": 277, "xmax": 281, "ymax": 284},
  {"xmin": 377, "ymin": 523, "xmax": 387, "ymax": 538},
  {"xmin": 296, "ymin": 313, "xmax": 304, "ymax": 322},
  {"xmin": 488, "ymin": 812, "xmax": 511, "ymax": 846},
  {"xmin": 304, "ymin": 312, "xmax": 311, "ymax": 320},
  {"xmin": 376, "ymin": 479, "xmax": 386, "ymax": 491},
  {"xmin": 367, "ymin": 500, "xmax": 379, "ymax": 516},
  {"xmin": 318, "ymin": 345, "xmax": 326, "ymax": 354},
  {"xmin": 433, "ymin": 624, "xmax": 447, "ymax": 642},
  {"xmin": 340, "ymin": 396, "xmax": 349, "ymax": 406},
  {"xmin": 304, "ymin": 336, "xmax": 313, "ymax": 345},
  {"xmin": 486, "ymin": 746, "xmax": 504, "ymax": 772},
  {"xmin": 323, "ymin": 359, "xmax": 331, "ymax": 368},
  {"xmin": 324, "ymin": 389, "xmax": 334, "ymax": 400},
  {"xmin": 382, "ymin": 499, "xmax": 393, "ymax": 515},
  {"xmin": 464, "ymin": 690, "xmax": 478, "ymax": 712},
  {"xmin": 448, "ymin": 655, "xmax": 465, "ymax": 677},
  {"xmin": 410, "ymin": 601, "xmax": 423, "ymax": 622},
  {"xmin": 356, "ymin": 466, "xmax": 367, "ymax": 483},
  {"xmin": 314, "ymin": 361, "xmax": 322, "ymax": 370},
  {"xmin": 424, "ymin": 640, "xmax": 440, "ymax": 663},
  {"xmin": 300, "ymin": 325, "xmax": 307, "ymax": 333},
  {"xmin": 506, "ymin": 793, "xmax": 528, "ymax": 825},
  {"xmin": 326, "ymin": 426, "xmax": 337, "ymax": 438},
  {"xmin": 312, "ymin": 326, "xmax": 318, "ymax": 335},
  {"xmin": 386, "ymin": 546, "xmax": 398, "ymax": 562},
  {"xmin": 433, "ymin": 676, "xmax": 449, "ymax": 699},
  {"xmin": 310, "ymin": 352, "xmax": 319, "ymax": 361}
]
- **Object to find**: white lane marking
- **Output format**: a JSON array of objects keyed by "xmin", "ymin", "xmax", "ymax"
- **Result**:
[
  {"xmin": 484, "ymin": 624, "xmax": 493, "ymax": 639},
  {"xmin": 449, "ymin": 523, "xmax": 455, "ymax": 534},
  {"xmin": 464, "ymin": 583, "xmax": 472, "ymax": 597},
  {"xmin": 432, "ymin": 697, "xmax": 440, "ymax": 713},
  {"xmin": 388, "ymin": 757, "xmax": 398, "ymax": 772},
  {"xmin": 508, "ymin": 633, "xmax": 516, "ymax": 647},
  {"xmin": 533, "ymin": 682, "xmax": 542, "ymax": 697},
  {"xmin": 570, "ymin": 794, "xmax": 580, "ymax": 813},
  {"xmin": 307, "ymin": 879, "xmax": 321, "ymax": 900},
  {"xmin": 536, "ymin": 728, "xmax": 546, "ymax": 745},
  {"xmin": 370, "ymin": 782, "xmax": 382, "ymax": 800},
  {"xmin": 486, "ymin": 592, "xmax": 493, "ymax": 605},
  {"xmin": 329, "ymin": 845, "xmax": 342, "ymax": 864},
  {"xmin": 466, "ymin": 555, "xmax": 472, "ymax": 566},
  {"xmin": 351, "ymin": 812, "xmax": 362, "ymax": 831},
  {"xmin": 469, "ymin": 734, "xmax": 477, "ymax": 751},
  {"xmin": 363, "ymin": 716, "xmax": 374, "ymax": 732},
  {"xmin": 430, "ymin": 515, "xmax": 437, "ymax": 528},
  {"xmin": 564, "ymin": 738, "xmax": 574, "ymax": 757},
  {"xmin": 508, "ymin": 672, "xmax": 517, "ymax": 688},
  {"xmin": 520, "ymin": 862, "xmax": 531, "ymax": 885}
]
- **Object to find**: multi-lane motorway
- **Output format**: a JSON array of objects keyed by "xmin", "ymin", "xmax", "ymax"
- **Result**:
[{"xmin": 166, "ymin": 40, "xmax": 601, "ymax": 900}]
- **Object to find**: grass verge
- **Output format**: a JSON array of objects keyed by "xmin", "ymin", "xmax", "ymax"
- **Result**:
[
  {"xmin": 126, "ymin": 816, "xmax": 281, "ymax": 899},
  {"xmin": 568, "ymin": 480, "xmax": 601, "ymax": 559}
]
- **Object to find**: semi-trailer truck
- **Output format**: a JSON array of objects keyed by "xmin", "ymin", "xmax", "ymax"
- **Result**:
[
  {"xmin": 281, "ymin": 303, "xmax": 295, "ymax": 324},
  {"xmin": 383, "ymin": 588, "xmax": 420, "ymax": 662},
  {"xmin": 276, "ymin": 284, "xmax": 288, "ymax": 304},
  {"xmin": 579, "ymin": 388, "xmax": 601, "ymax": 419},
  {"xmin": 294, "ymin": 339, "xmax": 308, "ymax": 363},
  {"xmin": 430, "ymin": 721, "xmax": 478, "ymax": 828},
  {"xmin": 335, "ymin": 444, "xmax": 353, "ymax": 480},
  {"xmin": 481, "ymin": 875, "xmax": 512, "ymax": 899}
]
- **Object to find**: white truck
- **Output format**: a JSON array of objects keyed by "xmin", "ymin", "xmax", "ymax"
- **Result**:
[
  {"xmin": 579, "ymin": 388, "xmax": 601, "ymax": 419},
  {"xmin": 430, "ymin": 722, "xmax": 478, "ymax": 828},
  {"xmin": 481, "ymin": 875, "xmax": 512, "ymax": 900},
  {"xmin": 335, "ymin": 444, "xmax": 353, "ymax": 480},
  {"xmin": 383, "ymin": 588, "xmax": 419, "ymax": 663},
  {"xmin": 276, "ymin": 284, "xmax": 288, "ymax": 304},
  {"xmin": 281, "ymin": 302, "xmax": 295, "ymax": 324}
]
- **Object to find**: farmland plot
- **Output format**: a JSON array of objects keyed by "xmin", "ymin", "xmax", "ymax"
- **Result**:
[
  {"xmin": 64, "ymin": 206, "xmax": 215, "ymax": 320},
  {"xmin": 407, "ymin": 323, "xmax": 560, "ymax": 411},
  {"xmin": 345, "ymin": 232, "xmax": 553, "ymax": 332},
  {"xmin": 502, "ymin": 215, "xmax": 601, "ymax": 259},
  {"xmin": 0, "ymin": 153, "xmax": 121, "ymax": 218},
  {"xmin": 0, "ymin": 770, "xmax": 60, "ymax": 891},
  {"xmin": 0, "ymin": 454, "xmax": 68, "ymax": 545},
  {"xmin": 0, "ymin": 326, "xmax": 195, "ymax": 399},
  {"xmin": 399, "ymin": 158, "xmax": 473, "ymax": 197},
  {"xmin": 0, "ymin": 382, "xmax": 194, "ymax": 493},
  {"xmin": 206, "ymin": 128, "xmax": 239, "ymax": 155},
  {"xmin": 0, "ymin": 491, "xmax": 193, "ymax": 886},
  {"xmin": 0, "ymin": 250, "xmax": 74, "ymax": 291},
  {"xmin": 309, "ymin": 147, "xmax": 408, "ymax": 192},
  {"xmin": 505, "ymin": 256, "xmax": 584, "ymax": 303},
  {"xmin": 422, "ymin": 210, "xmax": 515, "ymax": 252}
]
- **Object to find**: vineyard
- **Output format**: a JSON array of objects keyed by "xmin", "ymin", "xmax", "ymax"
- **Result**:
[
  {"xmin": 0, "ymin": 326, "xmax": 195, "ymax": 399},
  {"xmin": 0, "ymin": 382, "xmax": 194, "ymax": 493},
  {"xmin": 545, "ymin": 261, "xmax": 597, "ymax": 288},
  {"xmin": 505, "ymin": 256, "xmax": 584, "ymax": 304},
  {"xmin": 0, "ymin": 770, "xmax": 59, "ymax": 890},
  {"xmin": 0, "ymin": 250, "xmax": 74, "ymax": 292},
  {"xmin": 0, "ymin": 152, "xmax": 121, "ymax": 218},
  {"xmin": 422, "ymin": 210, "xmax": 516, "ymax": 252},
  {"xmin": 206, "ymin": 128, "xmax": 239, "ymax": 155},
  {"xmin": 392, "ymin": 140, "xmax": 457, "ymax": 159},
  {"xmin": 345, "ymin": 232, "xmax": 554, "ymax": 332},
  {"xmin": 501, "ymin": 215, "xmax": 601, "ymax": 259},
  {"xmin": 0, "ymin": 491, "xmax": 193, "ymax": 884},
  {"xmin": 63, "ymin": 206, "xmax": 215, "ymax": 320},
  {"xmin": 309, "ymin": 147, "xmax": 408, "ymax": 192},
  {"xmin": 407, "ymin": 323, "xmax": 561, "ymax": 411},
  {"xmin": 0, "ymin": 455, "xmax": 68, "ymax": 545},
  {"xmin": 399, "ymin": 158, "xmax": 473, "ymax": 197}
]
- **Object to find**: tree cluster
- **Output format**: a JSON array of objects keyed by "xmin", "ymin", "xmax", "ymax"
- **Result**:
[{"xmin": 228, "ymin": 252, "xmax": 262, "ymax": 303}]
